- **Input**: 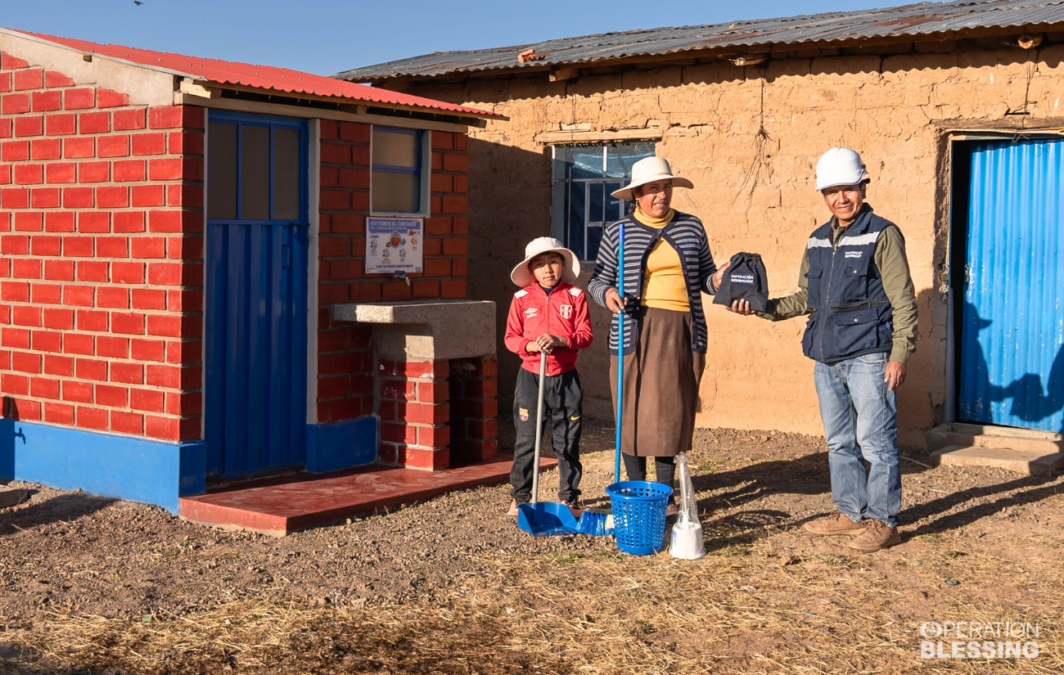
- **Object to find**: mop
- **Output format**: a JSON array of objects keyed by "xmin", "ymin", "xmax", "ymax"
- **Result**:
[
  {"xmin": 576, "ymin": 221, "xmax": 625, "ymax": 537},
  {"xmin": 516, "ymin": 352, "xmax": 580, "ymax": 537}
]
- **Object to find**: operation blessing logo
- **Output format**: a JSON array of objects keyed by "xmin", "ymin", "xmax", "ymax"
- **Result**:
[
  {"xmin": 919, "ymin": 621, "xmax": 1040, "ymax": 659},
  {"xmin": 730, "ymin": 274, "xmax": 756, "ymax": 284}
]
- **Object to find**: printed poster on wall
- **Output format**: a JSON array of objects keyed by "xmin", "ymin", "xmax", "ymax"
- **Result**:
[{"xmin": 366, "ymin": 217, "xmax": 424, "ymax": 274}]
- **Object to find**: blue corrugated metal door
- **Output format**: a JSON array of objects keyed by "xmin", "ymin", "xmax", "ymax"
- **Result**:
[
  {"xmin": 205, "ymin": 112, "xmax": 309, "ymax": 478},
  {"xmin": 960, "ymin": 139, "xmax": 1064, "ymax": 432}
]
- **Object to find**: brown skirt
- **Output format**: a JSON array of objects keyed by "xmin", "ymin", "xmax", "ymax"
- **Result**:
[{"xmin": 609, "ymin": 307, "xmax": 705, "ymax": 458}]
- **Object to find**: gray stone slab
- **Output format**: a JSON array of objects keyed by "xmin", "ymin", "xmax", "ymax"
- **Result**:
[
  {"xmin": 930, "ymin": 445, "xmax": 1064, "ymax": 477},
  {"xmin": 330, "ymin": 300, "xmax": 496, "ymax": 362}
]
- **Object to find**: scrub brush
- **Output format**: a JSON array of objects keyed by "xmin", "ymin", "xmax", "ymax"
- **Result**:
[{"xmin": 576, "ymin": 507, "xmax": 613, "ymax": 536}]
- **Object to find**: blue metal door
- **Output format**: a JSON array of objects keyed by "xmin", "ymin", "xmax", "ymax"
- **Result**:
[
  {"xmin": 959, "ymin": 139, "xmax": 1064, "ymax": 432},
  {"xmin": 205, "ymin": 112, "xmax": 309, "ymax": 478}
]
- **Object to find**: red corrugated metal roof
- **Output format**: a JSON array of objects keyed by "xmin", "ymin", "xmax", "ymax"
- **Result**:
[{"xmin": 5, "ymin": 29, "xmax": 499, "ymax": 119}]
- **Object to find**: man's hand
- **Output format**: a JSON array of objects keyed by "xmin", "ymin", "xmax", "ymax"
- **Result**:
[
  {"xmin": 727, "ymin": 299, "xmax": 758, "ymax": 316},
  {"xmin": 605, "ymin": 288, "xmax": 627, "ymax": 314},
  {"xmin": 885, "ymin": 360, "xmax": 906, "ymax": 391},
  {"xmin": 712, "ymin": 261, "xmax": 731, "ymax": 291}
]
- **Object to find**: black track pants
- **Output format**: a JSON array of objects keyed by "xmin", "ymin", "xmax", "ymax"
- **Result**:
[{"xmin": 510, "ymin": 367, "xmax": 583, "ymax": 504}]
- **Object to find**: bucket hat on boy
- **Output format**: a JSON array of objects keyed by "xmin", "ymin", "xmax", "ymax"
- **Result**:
[{"xmin": 510, "ymin": 237, "xmax": 581, "ymax": 287}]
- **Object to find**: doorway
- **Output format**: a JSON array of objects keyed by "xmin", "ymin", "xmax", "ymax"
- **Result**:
[
  {"xmin": 951, "ymin": 138, "xmax": 1064, "ymax": 433},
  {"xmin": 204, "ymin": 111, "xmax": 310, "ymax": 478}
]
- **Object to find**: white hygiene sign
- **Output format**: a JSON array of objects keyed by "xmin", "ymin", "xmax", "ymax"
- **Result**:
[{"xmin": 366, "ymin": 217, "xmax": 424, "ymax": 274}]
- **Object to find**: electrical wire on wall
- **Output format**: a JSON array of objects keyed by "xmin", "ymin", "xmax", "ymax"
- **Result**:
[{"xmin": 735, "ymin": 71, "xmax": 776, "ymax": 203}]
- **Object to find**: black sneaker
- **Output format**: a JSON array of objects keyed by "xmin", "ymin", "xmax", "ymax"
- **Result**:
[{"xmin": 563, "ymin": 499, "xmax": 583, "ymax": 518}]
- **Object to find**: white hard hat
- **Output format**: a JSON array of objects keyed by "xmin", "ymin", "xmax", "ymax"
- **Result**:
[{"xmin": 815, "ymin": 147, "xmax": 870, "ymax": 192}]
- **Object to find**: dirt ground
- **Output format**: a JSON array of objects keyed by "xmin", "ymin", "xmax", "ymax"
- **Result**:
[{"xmin": 0, "ymin": 420, "xmax": 1061, "ymax": 673}]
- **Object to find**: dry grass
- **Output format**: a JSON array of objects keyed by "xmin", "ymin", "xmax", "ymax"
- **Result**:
[
  {"xmin": 3, "ymin": 529, "xmax": 1061, "ymax": 674},
  {"xmin": 3, "ymin": 429, "xmax": 1062, "ymax": 674}
]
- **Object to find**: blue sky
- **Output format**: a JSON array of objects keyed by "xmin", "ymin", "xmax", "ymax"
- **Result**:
[{"xmin": 5, "ymin": 0, "xmax": 911, "ymax": 76}]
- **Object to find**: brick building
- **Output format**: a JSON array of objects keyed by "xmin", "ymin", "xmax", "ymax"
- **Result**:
[
  {"xmin": 0, "ymin": 29, "xmax": 502, "ymax": 512},
  {"xmin": 342, "ymin": 0, "xmax": 1064, "ymax": 454}
]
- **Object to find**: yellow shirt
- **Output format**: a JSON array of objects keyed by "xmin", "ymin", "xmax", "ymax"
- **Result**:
[{"xmin": 633, "ymin": 208, "xmax": 689, "ymax": 312}]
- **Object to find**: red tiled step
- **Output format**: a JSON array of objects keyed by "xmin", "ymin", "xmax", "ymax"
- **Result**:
[{"xmin": 179, "ymin": 456, "xmax": 557, "ymax": 536}]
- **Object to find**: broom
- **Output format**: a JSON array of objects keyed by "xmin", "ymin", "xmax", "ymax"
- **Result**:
[{"xmin": 576, "ymin": 220, "xmax": 625, "ymax": 537}]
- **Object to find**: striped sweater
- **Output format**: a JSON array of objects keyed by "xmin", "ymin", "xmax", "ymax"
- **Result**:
[{"xmin": 588, "ymin": 211, "xmax": 717, "ymax": 355}]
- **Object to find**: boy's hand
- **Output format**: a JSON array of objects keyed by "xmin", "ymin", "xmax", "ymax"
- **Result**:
[
  {"xmin": 525, "ymin": 341, "xmax": 541, "ymax": 353},
  {"xmin": 534, "ymin": 334, "xmax": 566, "ymax": 354}
]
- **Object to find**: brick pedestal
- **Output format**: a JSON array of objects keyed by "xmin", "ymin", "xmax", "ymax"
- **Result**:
[
  {"xmin": 448, "ymin": 357, "xmax": 498, "ymax": 463},
  {"xmin": 376, "ymin": 356, "xmax": 497, "ymax": 471},
  {"xmin": 378, "ymin": 359, "xmax": 450, "ymax": 470}
]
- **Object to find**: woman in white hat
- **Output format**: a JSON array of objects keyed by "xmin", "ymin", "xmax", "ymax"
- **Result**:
[{"xmin": 588, "ymin": 157, "xmax": 717, "ymax": 515}]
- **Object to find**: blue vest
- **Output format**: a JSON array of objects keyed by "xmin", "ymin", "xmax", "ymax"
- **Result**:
[{"xmin": 801, "ymin": 205, "xmax": 894, "ymax": 364}]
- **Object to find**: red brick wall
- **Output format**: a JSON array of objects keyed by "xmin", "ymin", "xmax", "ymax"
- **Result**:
[
  {"xmin": 0, "ymin": 51, "xmax": 204, "ymax": 442},
  {"xmin": 376, "ymin": 356, "xmax": 497, "ymax": 470},
  {"xmin": 315, "ymin": 121, "xmax": 470, "ymax": 424},
  {"xmin": 449, "ymin": 357, "xmax": 498, "ymax": 463}
]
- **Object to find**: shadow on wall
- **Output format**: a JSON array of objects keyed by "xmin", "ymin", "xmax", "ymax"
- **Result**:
[
  {"xmin": 464, "ymin": 137, "xmax": 554, "ymax": 413},
  {"xmin": 894, "ymin": 286, "xmax": 938, "ymax": 444},
  {"xmin": 958, "ymin": 297, "xmax": 1064, "ymax": 434}
]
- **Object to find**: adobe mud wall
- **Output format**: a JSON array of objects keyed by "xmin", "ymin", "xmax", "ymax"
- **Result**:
[{"xmin": 395, "ymin": 36, "xmax": 1064, "ymax": 448}]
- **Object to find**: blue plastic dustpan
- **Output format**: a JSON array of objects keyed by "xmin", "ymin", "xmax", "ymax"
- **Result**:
[{"xmin": 517, "ymin": 502, "xmax": 580, "ymax": 537}]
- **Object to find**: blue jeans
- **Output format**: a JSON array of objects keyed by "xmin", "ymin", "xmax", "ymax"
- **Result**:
[{"xmin": 813, "ymin": 352, "xmax": 902, "ymax": 528}]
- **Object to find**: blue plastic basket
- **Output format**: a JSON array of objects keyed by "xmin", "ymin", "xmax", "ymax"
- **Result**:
[{"xmin": 606, "ymin": 481, "xmax": 673, "ymax": 555}]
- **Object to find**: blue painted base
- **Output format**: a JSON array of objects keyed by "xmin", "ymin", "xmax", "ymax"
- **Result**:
[
  {"xmin": 0, "ymin": 419, "xmax": 206, "ymax": 513},
  {"xmin": 305, "ymin": 417, "xmax": 377, "ymax": 474}
]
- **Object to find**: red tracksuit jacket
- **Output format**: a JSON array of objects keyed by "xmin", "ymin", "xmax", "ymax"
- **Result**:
[{"xmin": 504, "ymin": 281, "xmax": 594, "ymax": 376}]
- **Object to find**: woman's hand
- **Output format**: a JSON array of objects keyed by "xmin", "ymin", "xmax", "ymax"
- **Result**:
[
  {"xmin": 712, "ymin": 261, "xmax": 731, "ymax": 291},
  {"xmin": 605, "ymin": 288, "xmax": 627, "ymax": 314}
]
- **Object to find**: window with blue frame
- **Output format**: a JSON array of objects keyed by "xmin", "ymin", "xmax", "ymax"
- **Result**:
[
  {"xmin": 207, "ymin": 114, "xmax": 306, "ymax": 223},
  {"xmin": 372, "ymin": 126, "xmax": 424, "ymax": 214},
  {"xmin": 551, "ymin": 142, "xmax": 656, "ymax": 262}
]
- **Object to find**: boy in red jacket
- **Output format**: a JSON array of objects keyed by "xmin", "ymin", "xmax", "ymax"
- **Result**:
[{"xmin": 504, "ymin": 237, "xmax": 593, "ymax": 518}]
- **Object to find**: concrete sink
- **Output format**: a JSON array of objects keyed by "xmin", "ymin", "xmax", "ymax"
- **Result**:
[{"xmin": 330, "ymin": 300, "xmax": 496, "ymax": 362}]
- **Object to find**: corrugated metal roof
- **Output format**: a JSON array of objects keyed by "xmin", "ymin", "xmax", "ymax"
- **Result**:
[
  {"xmin": 1, "ymin": 29, "xmax": 499, "ymax": 119},
  {"xmin": 338, "ymin": 0, "xmax": 1064, "ymax": 82}
]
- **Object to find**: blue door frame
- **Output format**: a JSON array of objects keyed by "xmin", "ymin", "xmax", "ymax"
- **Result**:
[
  {"xmin": 958, "ymin": 139, "xmax": 1064, "ymax": 433},
  {"xmin": 204, "ymin": 111, "xmax": 309, "ymax": 478}
]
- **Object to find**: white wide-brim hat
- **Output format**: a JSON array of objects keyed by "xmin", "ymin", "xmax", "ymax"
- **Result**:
[
  {"xmin": 511, "ymin": 237, "xmax": 580, "ymax": 287},
  {"xmin": 610, "ymin": 156, "xmax": 694, "ymax": 200}
]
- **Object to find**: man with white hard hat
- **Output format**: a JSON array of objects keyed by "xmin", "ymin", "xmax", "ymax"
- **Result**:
[{"xmin": 719, "ymin": 147, "xmax": 917, "ymax": 552}]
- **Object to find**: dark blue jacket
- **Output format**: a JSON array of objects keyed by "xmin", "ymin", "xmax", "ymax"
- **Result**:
[{"xmin": 802, "ymin": 207, "xmax": 895, "ymax": 364}]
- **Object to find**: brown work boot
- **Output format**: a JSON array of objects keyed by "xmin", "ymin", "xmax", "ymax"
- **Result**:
[
  {"xmin": 848, "ymin": 520, "xmax": 901, "ymax": 552},
  {"xmin": 802, "ymin": 512, "xmax": 866, "ymax": 536},
  {"xmin": 506, "ymin": 499, "xmax": 521, "ymax": 519}
]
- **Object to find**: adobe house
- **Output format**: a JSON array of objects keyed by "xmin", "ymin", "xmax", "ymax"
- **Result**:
[
  {"xmin": 0, "ymin": 28, "xmax": 504, "ymax": 514},
  {"xmin": 341, "ymin": 0, "xmax": 1064, "ymax": 462}
]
